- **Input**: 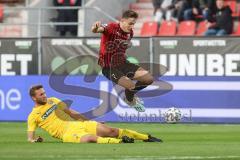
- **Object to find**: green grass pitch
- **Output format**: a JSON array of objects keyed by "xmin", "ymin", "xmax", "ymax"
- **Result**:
[{"xmin": 0, "ymin": 122, "xmax": 240, "ymax": 160}]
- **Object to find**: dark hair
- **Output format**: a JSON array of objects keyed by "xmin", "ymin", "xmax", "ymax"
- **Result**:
[
  {"xmin": 29, "ymin": 84, "xmax": 43, "ymax": 97},
  {"xmin": 122, "ymin": 10, "xmax": 138, "ymax": 19}
]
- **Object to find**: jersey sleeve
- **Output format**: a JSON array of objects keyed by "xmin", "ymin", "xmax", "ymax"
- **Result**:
[
  {"xmin": 27, "ymin": 114, "xmax": 37, "ymax": 132},
  {"xmin": 51, "ymin": 97, "xmax": 67, "ymax": 110},
  {"xmin": 102, "ymin": 23, "xmax": 115, "ymax": 35}
]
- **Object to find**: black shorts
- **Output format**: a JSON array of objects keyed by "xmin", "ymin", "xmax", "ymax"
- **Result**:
[{"xmin": 102, "ymin": 62, "xmax": 140, "ymax": 84}]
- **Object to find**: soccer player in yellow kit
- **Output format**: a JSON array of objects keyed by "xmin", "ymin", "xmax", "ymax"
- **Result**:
[{"xmin": 27, "ymin": 85, "xmax": 162, "ymax": 143}]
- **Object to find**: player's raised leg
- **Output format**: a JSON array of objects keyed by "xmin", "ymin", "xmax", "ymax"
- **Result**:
[
  {"xmin": 117, "ymin": 76, "xmax": 145, "ymax": 112},
  {"xmin": 125, "ymin": 67, "xmax": 154, "ymax": 112},
  {"xmin": 132, "ymin": 67, "xmax": 154, "ymax": 97}
]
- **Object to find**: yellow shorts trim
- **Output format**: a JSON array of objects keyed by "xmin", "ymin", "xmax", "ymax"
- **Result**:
[{"xmin": 62, "ymin": 121, "xmax": 98, "ymax": 143}]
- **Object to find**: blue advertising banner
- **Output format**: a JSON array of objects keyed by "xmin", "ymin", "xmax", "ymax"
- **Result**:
[{"xmin": 0, "ymin": 76, "xmax": 240, "ymax": 123}]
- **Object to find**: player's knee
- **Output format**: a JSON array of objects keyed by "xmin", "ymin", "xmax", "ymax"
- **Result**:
[
  {"xmin": 118, "ymin": 77, "xmax": 135, "ymax": 90},
  {"xmin": 108, "ymin": 128, "xmax": 119, "ymax": 137},
  {"xmin": 144, "ymin": 75, "xmax": 154, "ymax": 85},
  {"xmin": 80, "ymin": 135, "xmax": 97, "ymax": 143},
  {"xmin": 125, "ymin": 83, "xmax": 135, "ymax": 90}
]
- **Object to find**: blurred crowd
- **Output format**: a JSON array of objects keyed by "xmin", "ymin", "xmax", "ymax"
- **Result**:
[
  {"xmin": 152, "ymin": 0, "xmax": 239, "ymax": 36},
  {"xmin": 53, "ymin": 0, "xmax": 82, "ymax": 36}
]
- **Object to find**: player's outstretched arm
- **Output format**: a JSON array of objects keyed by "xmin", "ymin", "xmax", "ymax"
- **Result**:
[
  {"xmin": 27, "ymin": 131, "xmax": 43, "ymax": 143},
  {"xmin": 91, "ymin": 21, "xmax": 105, "ymax": 33},
  {"xmin": 63, "ymin": 108, "xmax": 89, "ymax": 121}
]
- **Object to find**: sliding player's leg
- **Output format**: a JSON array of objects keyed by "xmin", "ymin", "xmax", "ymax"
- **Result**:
[
  {"xmin": 64, "ymin": 132, "xmax": 132, "ymax": 144},
  {"xmin": 96, "ymin": 122, "xmax": 146, "ymax": 140},
  {"xmin": 83, "ymin": 121, "xmax": 134, "ymax": 143},
  {"xmin": 95, "ymin": 122, "xmax": 162, "ymax": 142},
  {"xmin": 63, "ymin": 121, "xmax": 133, "ymax": 144},
  {"xmin": 81, "ymin": 134, "xmax": 122, "ymax": 144}
]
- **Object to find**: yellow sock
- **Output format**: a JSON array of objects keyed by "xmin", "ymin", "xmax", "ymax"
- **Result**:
[
  {"xmin": 118, "ymin": 129, "xmax": 148, "ymax": 140},
  {"xmin": 97, "ymin": 137, "xmax": 121, "ymax": 144}
]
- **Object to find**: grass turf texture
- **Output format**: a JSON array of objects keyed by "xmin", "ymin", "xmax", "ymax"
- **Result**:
[{"xmin": 0, "ymin": 122, "xmax": 240, "ymax": 160}]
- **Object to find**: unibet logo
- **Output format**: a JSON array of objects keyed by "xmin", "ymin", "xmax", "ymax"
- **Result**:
[
  {"xmin": 0, "ymin": 54, "xmax": 32, "ymax": 75},
  {"xmin": 15, "ymin": 41, "xmax": 32, "ymax": 49},
  {"xmin": 159, "ymin": 40, "xmax": 178, "ymax": 49},
  {"xmin": 160, "ymin": 53, "xmax": 240, "ymax": 76}
]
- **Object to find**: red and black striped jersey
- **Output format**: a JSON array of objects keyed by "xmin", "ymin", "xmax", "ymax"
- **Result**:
[{"xmin": 98, "ymin": 22, "xmax": 133, "ymax": 68}]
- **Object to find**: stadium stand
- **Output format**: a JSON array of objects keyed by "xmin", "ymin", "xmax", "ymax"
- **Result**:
[
  {"xmin": 225, "ymin": 0, "xmax": 238, "ymax": 17},
  {"xmin": 177, "ymin": 20, "xmax": 196, "ymax": 36},
  {"xmin": 232, "ymin": 22, "xmax": 240, "ymax": 35},
  {"xmin": 129, "ymin": 0, "xmax": 153, "ymax": 36},
  {"xmin": 0, "ymin": 0, "xmax": 239, "ymax": 37},
  {"xmin": 238, "ymin": 2, "xmax": 240, "ymax": 20},
  {"xmin": 0, "ymin": 4, "xmax": 3, "ymax": 22},
  {"xmin": 131, "ymin": 0, "xmax": 240, "ymax": 37},
  {"xmin": 140, "ymin": 21, "xmax": 158, "ymax": 36},
  {"xmin": 130, "ymin": 1, "xmax": 152, "ymax": 10},
  {"xmin": 0, "ymin": 0, "xmax": 26, "ymax": 37},
  {"xmin": 158, "ymin": 20, "xmax": 176, "ymax": 36},
  {"xmin": 196, "ymin": 21, "xmax": 207, "ymax": 36},
  {"xmin": 0, "ymin": 0, "xmax": 24, "ymax": 3}
]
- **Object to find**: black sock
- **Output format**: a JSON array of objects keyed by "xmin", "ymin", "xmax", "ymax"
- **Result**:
[
  {"xmin": 125, "ymin": 81, "xmax": 148, "ymax": 102},
  {"xmin": 133, "ymin": 81, "xmax": 148, "ymax": 92},
  {"xmin": 125, "ymin": 89, "xmax": 135, "ymax": 102}
]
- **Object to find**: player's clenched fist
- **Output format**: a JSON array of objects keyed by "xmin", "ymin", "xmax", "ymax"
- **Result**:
[{"xmin": 91, "ymin": 21, "xmax": 104, "ymax": 33}]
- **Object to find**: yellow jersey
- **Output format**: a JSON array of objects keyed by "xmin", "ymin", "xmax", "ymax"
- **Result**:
[{"xmin": 27, "ymin": 97, "xmax": 74, "ymax": 139}]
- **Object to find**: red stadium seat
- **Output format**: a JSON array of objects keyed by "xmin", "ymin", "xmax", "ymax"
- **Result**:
[
  {"xmin": 0, "ymin": 4, "xmax": 3, "ymax": 22},
  {"xmin": 232, "ymin": 23, "xmax": 240, "ymax": 36},
  {"xmin": 140, "ymin": 21, "xmax": 158, "ymax": 36},
  {"xmin": 177, "ymin": 20, "xmax": 196, "ymax": 36},
  {"xmin": 224, "ymin": 0, "xmax": 236, "ymax": 12},
  {"xmin": 238, "ymin": 3, "xmax": 240, "ymax": 21},
  {"xmin": 158, "ymin": 20, "xmax": 176, "ymax": 36},
  {"xmin": 224, "ymin": 0, "xmax": 238, "ymax": 17},
  {"xmin": 196, "ymin": 21, "xmax": 207, "ymax": 36}
]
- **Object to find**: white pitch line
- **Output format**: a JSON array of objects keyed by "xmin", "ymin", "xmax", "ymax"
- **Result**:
[
  {"xmin": 123, "ymin": 155, "xmax": 240, "ymax": 160},
  {"xmin": 1, "ymin": 155, "xmax": 240, "ymax": 160}
]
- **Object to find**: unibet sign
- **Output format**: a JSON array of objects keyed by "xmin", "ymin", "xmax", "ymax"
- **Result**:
[
  {"xmin": 160, "ymin": 53, "xmax": 240, "ymax": 76},
  {"xmin": 0, "ymin": 54, "xmax": 32, "ymax": 75},
  {"xmin": 0, "ymin": 88, "xmax": 21, "ymax": 111}
]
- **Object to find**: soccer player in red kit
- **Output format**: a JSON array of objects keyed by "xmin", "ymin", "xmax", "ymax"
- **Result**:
[{"xmin": 91, "ymin": 10, "xmax": 154, "ymax": 112}]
